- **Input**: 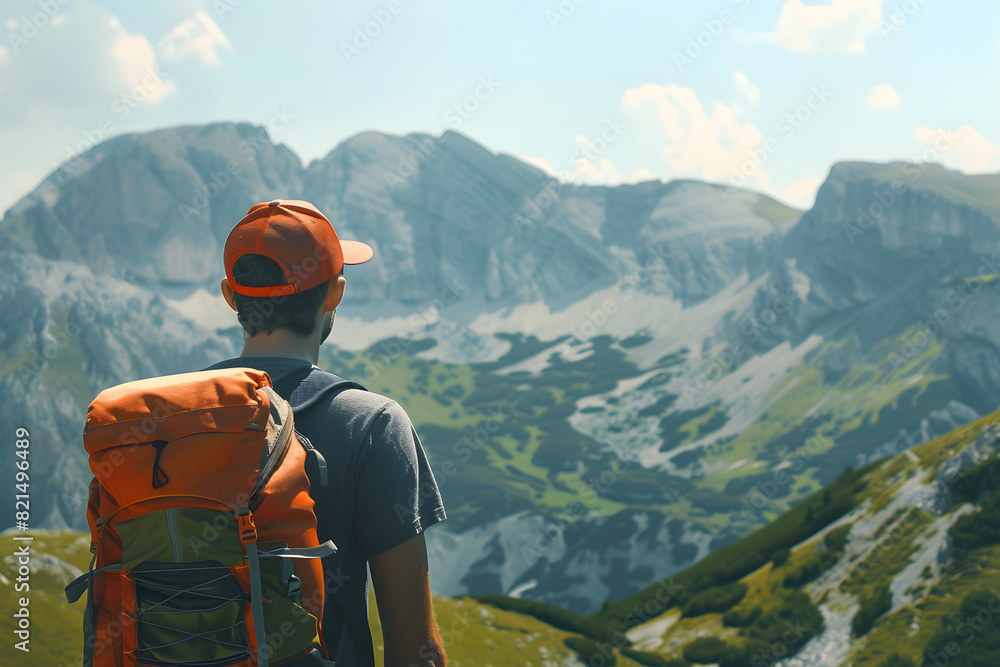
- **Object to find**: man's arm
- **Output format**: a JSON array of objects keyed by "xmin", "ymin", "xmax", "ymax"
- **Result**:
[{"xmin": 369, "ymin": 532, "xmax": 447, "ymax": 667}]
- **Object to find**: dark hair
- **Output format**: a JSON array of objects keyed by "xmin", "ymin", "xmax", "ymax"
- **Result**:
[{"xmin": 231, "ymin": 254, "xmax": 332, "ymax": 337}]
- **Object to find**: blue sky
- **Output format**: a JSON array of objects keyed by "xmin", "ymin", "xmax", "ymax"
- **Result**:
[{"xmin": 1, "ymin": 0, "xmax": 998, "ymax": 214}]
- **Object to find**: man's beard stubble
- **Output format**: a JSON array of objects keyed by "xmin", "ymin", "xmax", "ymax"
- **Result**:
[{"xmin": 319, "ymin": 310, "xmax": 335, "ymax": 344}]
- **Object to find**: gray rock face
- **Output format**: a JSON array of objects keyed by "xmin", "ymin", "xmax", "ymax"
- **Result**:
[
  {"xmin": 425, "ymin": 509, "xmax": 713, "ymax": 612},
  {"xmin": 770, "ymin": 162, "xmax": 1000, "ymax": 348},
  {"xmin": 2, "ymin": 123, "xmax": 302, "ymax": 285}
]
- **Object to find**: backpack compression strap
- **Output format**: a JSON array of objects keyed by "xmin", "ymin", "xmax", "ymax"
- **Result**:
[{"xmin": 236, "ymin": 508, "xmax": 270, "ymax": 667}]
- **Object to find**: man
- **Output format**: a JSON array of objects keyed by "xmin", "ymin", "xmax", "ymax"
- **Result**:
[{"xmin": 200, "ymin": 199, "xmax": 448, "ymax": 667}]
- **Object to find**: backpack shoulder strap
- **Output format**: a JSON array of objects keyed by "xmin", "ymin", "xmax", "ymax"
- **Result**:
[
  {"xmin": 275, "ymin": 367, "xmax": 366, "ymax": 488},
  {"xmin": 272, "ymin": 366, "xmax": 367, "ymax": 412}
]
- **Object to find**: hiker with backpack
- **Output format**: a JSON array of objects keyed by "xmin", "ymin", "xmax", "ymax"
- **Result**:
[{"xmin": 68, "ymin": 200, "xmax": 448, "ymax": 667}]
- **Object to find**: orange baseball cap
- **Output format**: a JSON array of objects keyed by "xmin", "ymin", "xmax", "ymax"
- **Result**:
[{"xmin": 223, "ymin": 199, "xmax": 373, "ymax": 297}]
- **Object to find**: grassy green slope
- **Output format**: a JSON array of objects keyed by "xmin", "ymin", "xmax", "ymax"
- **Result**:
[
  {"xmin": 0, "ymin": 531, "xmax": 93, "ymax": 667},
  {"xmin": 583, "ymin": 403, "xmax": 1000, "ymax": 666},
  {"xmin": 870, "ymin": 165, "xmax": 1000, "ymax": 216},
  {"xmin": 753, "ymin": 194, "xmax": 803, "ymax": 227}
]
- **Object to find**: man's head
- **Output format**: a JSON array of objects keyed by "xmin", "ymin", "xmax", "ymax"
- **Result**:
[{"xmin": 219, "ymin": 199, "xmax": 372, "ymax": 346}]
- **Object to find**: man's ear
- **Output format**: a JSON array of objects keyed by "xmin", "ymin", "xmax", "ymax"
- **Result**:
[
  {"xmin": 324, "ymin": 275, "xmax": 347, "ymax": 311},
  {"xmin": 220, "ymin": 278, "xmax": 238, "ymax": 312}
]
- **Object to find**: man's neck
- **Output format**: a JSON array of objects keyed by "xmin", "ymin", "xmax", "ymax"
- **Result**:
[{"xmin": 239, "ymin": 331, "xmax": 319, "ymax": 366}]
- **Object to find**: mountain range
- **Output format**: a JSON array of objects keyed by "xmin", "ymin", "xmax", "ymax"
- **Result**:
[{"xmin": 2, "ymin": 121, "xmax": 999, "ymax": 619}]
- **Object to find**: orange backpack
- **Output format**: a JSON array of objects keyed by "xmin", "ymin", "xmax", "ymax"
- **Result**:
[{"xmin": 65, "ymin": 367, "xmax": 336, "ymax": 667}]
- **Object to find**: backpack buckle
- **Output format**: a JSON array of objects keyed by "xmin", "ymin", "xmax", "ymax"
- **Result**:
[{"xmin": 235, "ymin": 509, "xmax": 257, "ymax": 544}]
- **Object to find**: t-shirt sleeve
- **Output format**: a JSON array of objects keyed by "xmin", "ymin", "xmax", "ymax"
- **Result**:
[{"xmin": 353, "ymin": 399, "xmax": 447, "ymax": 560}]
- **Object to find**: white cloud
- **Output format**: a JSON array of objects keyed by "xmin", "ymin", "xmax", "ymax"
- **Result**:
[
  {"xmin": 0, "ymin": 4, "xmax": 174, "ymax": 122},
  {"xmin": 733, "ymin": 70, "xmax": 760, "ymax": 106},
  {"xmin": 597, "ymin": 157, "xmax": 621, "ymax": 183},
  {"xmin": 518, "ymin": 154, "xmax": 636, "ymax": 185},
  {"xmin": 631, "ymin": 167, "xmax": 656, "ymax": 183},
  {"xmin": 158, "ymin": 10, "xmax": 233, "ymax": 66},
  {"xmin": 915, "ymin": 124, "xmax": 1000, "ymax": 174},
  {"xmin": 868, "ymin": 83, "xmax": 899, "ymax": 110},
  {"xmin": 565, "ymin": 134, "xmax": 624, "ymax": 184},
  {"xmin": 780, "ymin": 177, "xmax": 823, "ymax": 208},
  {"xmin": 0, "ymin": 45, "xmax": 7, "ymax": 64},
  {"xmin": 519, "ymin": 155, "xmax": 558, "ymax": 177},
  {"xmin": 570, "ymin": 156, "xmax": 621, "ymax": 185},
  {"xmin": 622, "ymin": 82, "xmax": 768, "ymax": 189},
  {"xmin": 748, "ymin": 0, "xmax": 884, "ymax": 54},
  {"xmin": 109, "ymin": 16, "xmax": 175, "ymax": 106},
  {"xmin": 0, "ymin": 171, "xmax": 43, "ymax": 213}
]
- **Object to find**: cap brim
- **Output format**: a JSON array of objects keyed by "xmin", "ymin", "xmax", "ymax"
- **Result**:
[{"xmin": 341, "ymin": 240, "xmax": 374, "ymax": 265}]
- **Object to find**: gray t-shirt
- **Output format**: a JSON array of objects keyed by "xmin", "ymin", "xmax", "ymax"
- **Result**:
[{"xmin": 199, "ymin": 356, "xmax": 447, "ymax": 666}]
